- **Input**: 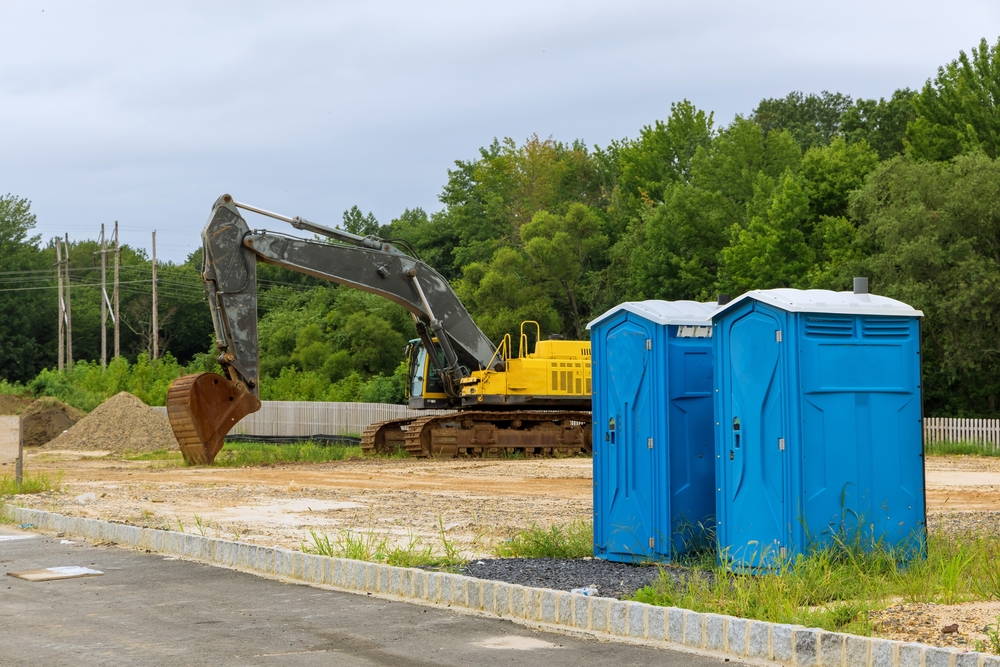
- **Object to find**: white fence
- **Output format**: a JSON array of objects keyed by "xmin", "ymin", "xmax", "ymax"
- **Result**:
[
  {"xmin": 924, "ymin": 417, "xmax": 1000, "ymax": 449},
  {"xmin": 153, "ymin": 401, "xmax": 449, "ymax": 438},
  {"xmin": 150, "ymin": 404, "xmax": 999, "ymax": 449}
]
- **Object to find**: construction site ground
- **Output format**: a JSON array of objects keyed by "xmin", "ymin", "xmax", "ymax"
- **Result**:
[{"xmin": 10, "ymin": 450, "xmax": 1000, "ymax": 651}]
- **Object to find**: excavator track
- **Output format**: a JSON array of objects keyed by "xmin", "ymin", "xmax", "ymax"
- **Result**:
[
  {"xmin": 360, "ymin": 418, "xmax": 410, "ymax": 455},
  {"xmin": 360, "ymin": 410, "xmax": 592, "ymax": 458}
]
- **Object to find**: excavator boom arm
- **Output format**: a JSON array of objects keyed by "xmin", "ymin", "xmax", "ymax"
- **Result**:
[{"xmin": 202, "ymin": 194, "xmax": 496, "ymax": 397}]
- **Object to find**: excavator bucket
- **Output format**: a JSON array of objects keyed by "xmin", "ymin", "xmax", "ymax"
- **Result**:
[{"xmin": 166, "ymin": 373, "xmax": 262, "ymax": 464}]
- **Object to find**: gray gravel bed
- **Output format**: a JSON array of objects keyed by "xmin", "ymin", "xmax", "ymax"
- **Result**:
[
  {"xmin": 927, "ymin": 510, "xmax": 1000, "ymax": 535},
  {"xmin": 463, "ymin": 558, "xmax": 697, "ymax": 599}
]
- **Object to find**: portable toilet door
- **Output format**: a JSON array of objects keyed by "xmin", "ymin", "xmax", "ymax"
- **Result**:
[
  {"xmin": 594, "ymin": 311, "xmax": 657, "ymax": 562},
  {"xmin": 713, "ymin": 298, "xmax": 791, "ymax": 568},
  {"xmin": 588, "ymin": 300, "xmax": 716, "ymax": 563}
]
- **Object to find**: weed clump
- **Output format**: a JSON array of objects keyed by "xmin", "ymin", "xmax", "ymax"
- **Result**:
[
  {"xmin": 0, "ymin": 471, "xmax": 61, "ymax": 496},
  {"xmin": 494, "ymin": 519, "xmax": 593, "ymax": 559},
  {"xmin": 303, "ymin": 515, "xmax": 464, "ymax": 569}
]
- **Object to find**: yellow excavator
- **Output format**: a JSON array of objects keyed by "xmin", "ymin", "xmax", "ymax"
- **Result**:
[{"xmin": 166, "ymin": 195, "xmax": 592, "ymax": 464}]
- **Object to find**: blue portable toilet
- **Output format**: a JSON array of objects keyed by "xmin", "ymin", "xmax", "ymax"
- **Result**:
[
  {"xmin": 588, "ymin": 300, "xmax": 717, "ymax": 563},
  {"xmin": 711, "ymin": 287, "xmax": 925, "ymax": 570}
]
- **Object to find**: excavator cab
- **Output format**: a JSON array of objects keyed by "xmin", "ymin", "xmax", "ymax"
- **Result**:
[{"xmin": 404, "ymin": 339, "xmax": 449, "ymax": 409}]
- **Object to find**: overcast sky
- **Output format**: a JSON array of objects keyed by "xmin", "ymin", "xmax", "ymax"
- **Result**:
[{"xmin": 1, "ymin": 1, "xmax": 998, "ymax": 263}]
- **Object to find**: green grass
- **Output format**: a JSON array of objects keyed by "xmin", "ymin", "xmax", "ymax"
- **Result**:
[
  {"xmin": 125, "ymin": 449, "xmax": 184, "ymax": 462},
  {"xmin": 631, "ymin": 527, "xmax": 1000, "ymax": 637},
  {"xmin": 303, "ymin": 516, "xmax": 464, "ymax": 569},
  {"xmin": 493, "ymin": 519, "xmax": 593, "ymax": 558},
  {"xmin": 925, "ymin": 440, "xmax": 1000, "ymax": 457},
  {"xmin": 123, "ymin": 441, "xmax": 364, "ymax": 466},
  {"xmin": 979, "ymin": 615, "xmax": 1000, "ymax": 654},
  {"xmin": 0, "ymin": 471, "xmax": 62, "ymax": 496},
  {"xmin": 210, "ymin": 441, "xmax": 363, "ymax": 466}
]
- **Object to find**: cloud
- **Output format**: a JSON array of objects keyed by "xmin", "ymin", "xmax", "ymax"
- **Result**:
[{"xmin": 0, "ymin": 0, "xmax": 997, "ymax": 261}]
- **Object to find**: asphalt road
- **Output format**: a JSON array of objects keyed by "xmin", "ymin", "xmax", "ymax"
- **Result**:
[{"xmin": 0, "ymin": 526, "xmax": 740, "ymax": 667}]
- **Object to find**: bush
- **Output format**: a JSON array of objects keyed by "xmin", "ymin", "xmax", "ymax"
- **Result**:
[{"xmin": 25, "ymin": 355, "xmax": 187, "ymax": 410}]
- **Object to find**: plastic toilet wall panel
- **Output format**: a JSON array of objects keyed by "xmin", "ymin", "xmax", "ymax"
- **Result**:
[{"xmin": 667, "ymin": 339, "xmax": 715, "ymax": 553}]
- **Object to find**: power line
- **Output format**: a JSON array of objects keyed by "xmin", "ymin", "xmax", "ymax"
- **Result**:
[{"xmin": 0, "ymin": 279, "xmax": 153, "ymax": 293}]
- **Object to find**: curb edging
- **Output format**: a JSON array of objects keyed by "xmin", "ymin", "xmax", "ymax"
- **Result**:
[{"xmin": 5, "ymin": 507, "xmax": 995, "ymax": 667}]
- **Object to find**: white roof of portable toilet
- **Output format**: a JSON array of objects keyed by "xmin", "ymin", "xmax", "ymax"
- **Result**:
[
  {"xmin": 587, "ymin": 300, "xmax": 718, "ymax": 330},
  {"xmin": 711, "ymin": 289, "xmax": 923, "ymax": 319}
]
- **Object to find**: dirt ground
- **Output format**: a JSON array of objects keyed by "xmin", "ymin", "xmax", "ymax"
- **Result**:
[
  {"xmin": 17, "ymin": 451, "xmax": 591, "ymax": 558},
  {"xmin": 11, "ymin": 450, "xmax": 1000, "ymax": 651}
]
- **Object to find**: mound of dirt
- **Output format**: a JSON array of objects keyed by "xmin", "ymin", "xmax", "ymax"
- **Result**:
[
  {"xmin": 0, "ymin": 394, "xmax": 87, "ymax": 448},
  {"xmin": 22, "ymin": 397, "xmax": 86, "ymax": 448},
  {"xmin": 0, "ymin": 394, "xmax": 31, "ymax": 415},
  {"xmin": 43, "ymin": 391, "xmax": 178, "ymax": 454}
]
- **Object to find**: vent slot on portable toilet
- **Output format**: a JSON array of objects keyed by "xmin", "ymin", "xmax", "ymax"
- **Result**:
[
  {"xmin": 804, "ymin": 316, "xmax": 853, "ymax": 337},
  {"xmin": 676, "ymin": 325, "xmax": 713, "ymax": 338},
  {"xmin": 862, "ymin": 318, "xmax": 910, "ymax": 338}
]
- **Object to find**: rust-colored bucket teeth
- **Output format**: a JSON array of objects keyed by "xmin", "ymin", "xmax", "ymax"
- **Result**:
[{"xmin": 166, "ymin": 373, "xmax": 261, "ymax": 464}]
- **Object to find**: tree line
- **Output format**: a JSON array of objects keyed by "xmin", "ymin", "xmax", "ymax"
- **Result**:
[{"xmin": 2, "ymin": 37, "xmax": 1000, "ymax": 415}]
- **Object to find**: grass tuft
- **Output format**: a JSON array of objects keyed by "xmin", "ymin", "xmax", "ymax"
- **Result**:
[
  {"xmin": 978, "ymin": 615, "xmax": 1000, "ymax": 654},
  {"xmin": 303, "ymin": 515, "xmax": 465, "ymax": 569},
  {"xmin": 0, "ymin": 471, "xmax": 61, "ymax": 496},
  {"xmin": 493, "ymin": 519, "xmax": 593, "ymax": 559}
]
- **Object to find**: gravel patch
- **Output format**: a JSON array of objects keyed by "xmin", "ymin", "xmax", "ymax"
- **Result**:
[
  {"xmin": 463, "ymin": 557, "xmax": 690, "ymax": 599},
  {"xmin": 927, "ymin": 510, "xmax": 1000, "ymax": 535}
]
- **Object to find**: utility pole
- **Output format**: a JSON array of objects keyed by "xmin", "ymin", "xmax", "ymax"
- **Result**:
[
  {"xmin": 99, "ymin": 224, "xmax": 107, "ymax": 371},
  {"xmin": 64, "ymin": 234, "xmax": 73, "ymax": 370},
  {"xmin": 113, "ymin": 221, "xmax": 120, "ymax": 359},
  {"xmin": 151, "ymin": 230, "xmax": 158, "ymax": 359},
  {"xmin": 55, "ymin": 242, "xmax": 65, "ymax": 372}
]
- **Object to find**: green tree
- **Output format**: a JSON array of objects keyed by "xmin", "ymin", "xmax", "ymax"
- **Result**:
[
  {"xmin": 752, "ymin": 91, "xmax": 853, "ymax": 149},
  {"xmin": 907, "ymin": 38, "xmax": 1000, "ymax": 161},
  {"xmin": 257, "ymin": 286, "xmax": 411, "ymax": 383},
  {"xmin": 691, "ymin": 117, "xmax": 802, "ymax": 227},
  {"xmin": 841, "ymin": 89, "xmax": 916, "ymax": 159},
  {"xmin": 603, "ymin": 100, "xmax": 715, "ymax": 208},
  {"xmin": 521, "ymin": 204, "xmax": 609, "ymax": 339},
  {"xmin": 800, "ymin": 136, "xmax": 880, "ymax": 221},
  {"xmin": 455, "ymin": 247, "xmax": 561, "ymax": 345},
  {"xmin": 438, "ymin": 135, "xmax": 605, "ymax": 271},
  {"xmin": 607, "ymin": 183, "xmax": 727, "ymax": 303},
  {"xmin": 376, "ymin": 207, "xmax": 461, "ymax": 280},
  {"xmin": 719, "ymin": 171, "xmax": 814, "ymax": 293},
  {"xmin": 0, "ymin": 195, "xmax": 55, "ymax": 382},
  {"xmin": 341, "ymin": 205, "xmax": 380, "ymax": 236}
]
